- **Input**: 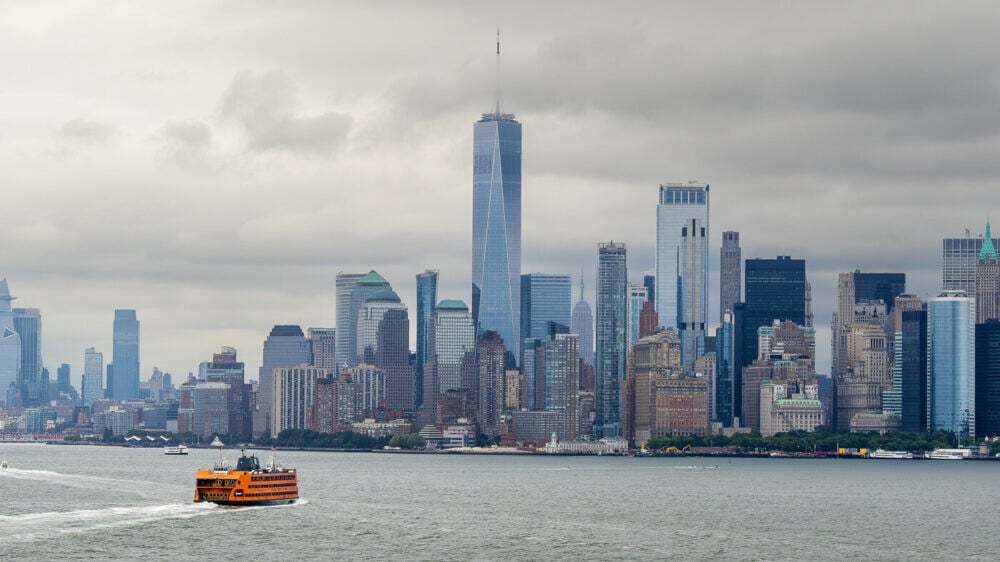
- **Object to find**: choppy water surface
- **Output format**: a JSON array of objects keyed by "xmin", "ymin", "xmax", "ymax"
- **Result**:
[{"xmin": 1, "ymin": 443, "xmax": 999, "ymax": 560}]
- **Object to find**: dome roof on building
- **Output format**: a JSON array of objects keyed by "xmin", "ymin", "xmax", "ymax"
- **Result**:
[
  {"xmin": 435, "ymin": 299, "xmax": 468, "ymax": 311},
  {"xmin": 366, "ymin": 288, "xmax": 401, "ymax": 303}
]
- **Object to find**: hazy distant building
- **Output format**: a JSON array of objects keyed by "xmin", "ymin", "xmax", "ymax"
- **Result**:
[
  {"xmin": 256, "ymin": 325, "xmax": 312, "ymax": 435},
  {"xmin": 111, "ymin": 309, "xmax": 140, "ymax": 401},
  {"xmin": 595, "ymin": 241, "xmax": 627, "ymax": 438},
  {"xmin": 928, "ymin": 291, "xmax": 975, "ymax": 438},
  {"xmin": 308, "ymin": 328, "xmax": 337, "ymax": 369},
  {"xmin": 335, "ymin": 272, "xmax": 365, "ymax": 367},
  {"xmin": 655, "ymin": 182, "xmax": 709, "ymax": 332},
  {"xmin": 720, "ymin": 231, "xmax": 741, "ymax": 323},
  {"xmin": 415, "ymin": 269, "xmax": 438, "ymax": 410},
  {"xmin": 82, "ymin": 347, "xmax": 104, "ymax": 407},
  {"xmin": 13, "ymin": 307, "xmax": 42, "ymax": 407},
  {"xmin": 678, "ymin": 217, "xmax": 707, "ymax": 370},
  {"xmin": 56, "ymin": 363, "xmax": 71, "ymax": 394},
  {"xmin": 643, "ymin": 274, "xmax": 655, "ymax": 306},
  {"xmin": 571, "ymin": 276, "xmax": 594, "ymax": 366},
  {"xmin": 472, "ymin": 110, "xmax": 522, "ymax": 364},
  {"xmin": 0, "ymin": 279, "xmax": 20, "ymax": 408}
]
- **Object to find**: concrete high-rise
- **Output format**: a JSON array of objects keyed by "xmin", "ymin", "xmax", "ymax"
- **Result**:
[
  {"xmin": 720, "ymin": 231, "xmax": 741, "ymax": 323},
  {"xmin": 308, "ymin": 328, "xmax": 337, "ymax": 369},
  {"xmin": 678, "ymin": 217, "xmax": 707, "ymax": 370},
  {"xmin": 595, "ymin": 242, "xmax": 627, "ymax": 438},
  {"xmin": 544, "ymin": 333, "xmax": 580, "ymax": 440},
  {"xmin": 82, "ymin": 347, "xmax": 104, "ymax": 407},
  {"xmin": 655, "ymin": 182, "xmax": 709, "ymax": 330},
  {"xmin": 256, "ymin": 325, "xmax": 312, "ymax": 435},
  {"xmin": 111, "ymin": 309, "xmax": 140, "ymax": 401},
  {"xmin": 415, "ymin": 269, "xmax": 438, "ymax": 410},
  {"xmin": 477, "ymin": 331, "xmax": 506, "ymax": 437},
  {"xmin": 571, "ymin": 276, "xmax": 594, "ymax": 366},
  {"xmin": 928, "ymin": 291, "xmax": 975, "ymax": 438},
  {"xmin": 472, "ymin": 106, "xmax": 521, "ymax": 364},
  {"xmin": 56, "ymin": 363, "xmax": 70, "ymax": 394}
]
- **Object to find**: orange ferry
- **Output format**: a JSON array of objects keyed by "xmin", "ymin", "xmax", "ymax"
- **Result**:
[{"xmin": 194, "ymin": 448, "xmax": 298, "ymax": 506}]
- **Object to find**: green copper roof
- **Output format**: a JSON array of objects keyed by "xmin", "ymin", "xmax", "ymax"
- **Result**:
[
  {"xmin": 436, "ymin": 299, "xmax": 468, "ymax": 311},
  {"xmin": 357, "ymin": 270, "xmax": 389, "ymax": 286},
  {"xmin": 366, "ymin": 287, "xmax": 401, "ymax": 303},
  {"xmin": 980, "ymin": 219, "xmax": 997, "ymax": 260}
]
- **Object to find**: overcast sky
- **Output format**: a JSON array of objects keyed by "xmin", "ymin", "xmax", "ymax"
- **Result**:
[{"xmin": 2, "ymin": 2, "xmax": 997, "ymax": 389}]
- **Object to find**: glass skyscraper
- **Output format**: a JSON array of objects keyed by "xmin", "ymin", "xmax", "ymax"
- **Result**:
[
  {"xmin": 928, "ymin": 291, "xmax": 975, "ymax": 438},
  {"xmin": 424, "ymin": 300, "xmax": 476, "ymax": 420},
  {"xmin": 415, "ymin": 269, "xmax": 438, "ymax": 410},
  {"xmin": 595, "ymin": 242, "xmax": 627, "ymax": 438},
  {"xmin": 720, "ymin": 231, "xmax": 741, "ymax": 323},
  {"xmin": 627, "ymin": 285, "xmax": 648, "ymax": 349},
  {"xmin": 472, "ymin": 111, "xmax": 521, "ymax": 364},
  {"xmin": 111, "ymin": 309, "xmax": 139, "ymax": 401},
  {"xmin": 256, "ymin": 325, "xmax": 312, "ymax": 435},
  {"xmin": 82, "ymin": 347, "xmax": 103, "ymax": 407},
  {"xmin": 13, "ymin": 307, "xmax": 42, "ymax": 407},
  {"xmin": 943, "ymin": 235, "xmax": 1000, "ymax": 295},
  {"xmin": 521, "ymin": 273, "xmax": 571, "ymax": 345},
  {"xmin": 336, "ymin": 271, "xmax": 391, "ymax": 369},
  {"xmin": 655, "ymin": 182, "xmax": 709, "ymax": 331},
  {"xmin": 0, "ymin": 279, "xmax": 21, "ymax": 408}
]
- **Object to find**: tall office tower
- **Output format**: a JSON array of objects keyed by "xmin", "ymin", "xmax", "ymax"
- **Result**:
[
  {"xmin": 415, "ymin": 269, "xmax": 439, "ymax": 410},
  {"xmin": 308, "ymin": 328, "xmax": 336, "ymax": 369},
  {"xmin": 334, "ymin": 272, "xmax": 364, "ymax": 367},
  {"xmin": 625, "ymin": 329, "xmax": 681, "ymax": 446},
  {"xmin": 521, "ymin": 273, "xmax": 572, "ymax": 355},
  {"xmin": 472, "ymin": 104, "xmax": 521, "ymax": 364},
  {"xmin": 13, "ymin": 308, "xmax": 42, "ymax": 407},
  {"xmin": 203, "ymin": 346, "xmax": 252, "ymax": 438},
  {"xmin": 0, "ymin": 279, "xmax": 20, "ymax": 408},
  {"xmin": 678, "ymin": 217, "xmax": 707, "ymax": 370},
  {"xmin": 720, "ymin": 231, "xmax": 741, "ymax": 323},
  {"xmin": 928, "ymin": 291, "xmax": 975, "ymax": 438},
  {"xmin": 943, "ymin": 227, "xmax": 1000, "ymax": 293},
  {"xmin": 976, "ymin": 220, "xmax": 999, "ymax": 322},
  {"xmin": 357, "ymin": 289, "xmax": 406, "ymax": 364},
  {"xmin": 82, "ymin": 347, "xmax": 104, "ymax": 407},
  {"xmin": 643, "ymin": 274, "xmax": 656, "ymax": 305},
  {"xmin": 544, "ymin": 333, "xmax": 580, "ymax": 440},
  {"xmin": 372, "ymin": 297, "xmax": 413, "ymax": 413},
  {"xmin": 111, "ymin": 309, "xmax": 140, "ymax": 401},
  {"xmin": 272, "ymin": 366, "xmax": 328, "ymax": 436},
  {"xmin": 477, "ymin": 331, "xmax": 506, "ymax": 437},
  {"xmin": 975, "ymin": 320, "xmax": 1000, "ymax": 439},
  {"xmin": 655, "ymin": 182, "xmax": 709, "ymax": 330},
  {"xmin": 56, "ymin": 363, "xmax": 70, "ymax": 394},
  {"xmin": 626, "ymin": 285, "xmax": 649, "ymax": 349},
  {"xmin": 595, "ymin": 242, "xmax": 627, "ymax": 438},
  {"xmin": 853, "ymin": 272, "xmax": 906, "ymax": 312},
  {"xmin": 422, "ymin": 300, "xmax": 476, "ymax": 423},
  {"xmin": 571, "ymin": 276, "xmax": 594, "ymax": 366},
  {"xmin": 337, "ymin": 271, "xmax": 392, "ymax": 369},
  {"xmin": 715, "ymin": 311, "xmax": 735, "ymax": 426},
  {"xmin": 105, "ymin": 364, "xmax": 113, "ymax": 399},
  {"xmin": 735, "ymin": 257, "xmax": 807, "ymax": 420},
  {"xmin": 885, "ymin": 295, "xmax": 925, "ymax": 416},
  {"xmin": 256, "ymin": 325, "xmax": 312, "ymax": 435}
]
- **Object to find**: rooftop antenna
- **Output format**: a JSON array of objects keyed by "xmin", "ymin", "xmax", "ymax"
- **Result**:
[
  {"xmin": 495, "ymin": 27, "xmax": 501, "ymax": 115},
  {"xmin": 580, "ymin": 267, "xmax": 585, "ymax": 302}
]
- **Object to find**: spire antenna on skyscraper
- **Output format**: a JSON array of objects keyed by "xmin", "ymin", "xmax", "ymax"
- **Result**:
[{"xmin": 495, "ymin": 27, "xmax": 501, "ymax": 115}]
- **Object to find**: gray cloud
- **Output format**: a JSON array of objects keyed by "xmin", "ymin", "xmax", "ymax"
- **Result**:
[
  {"xmin": 55, "ymin": 119, "xmax": 114, "ymax": 145},
  {"xmin": 218, "ymin": 70, "xmax": 352, "ymax": 153}
]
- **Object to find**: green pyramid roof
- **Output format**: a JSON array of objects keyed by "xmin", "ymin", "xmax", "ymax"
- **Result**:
[
  {"xmin": 366, "ymin": 287, "xmax": 401, "ymax": 303},
  {"xmin": 357, "ymin": 270, "xmax": 389, "ymax": 286},
  {"xmin": 980, "ymin": 219, "xmax": 997, "ymax": 260}
]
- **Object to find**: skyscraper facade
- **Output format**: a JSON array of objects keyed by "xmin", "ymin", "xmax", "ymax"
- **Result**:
[
  {"xmin": 678, "ymin": 217, "xmax": 707, "ymax": 370},
  {"xmin": 472, "ymin": 110, "xmax": 521, "ymax": 363},
  {"xmin": 900, "ymin": 308, "xmax": 928, "ymax": 433},
  {"xmin": 334, "ymin": 272, "xmax": 364, "ymax": 368},
  {"xmin": 521, "ymin": 273, "xmax": 572, "ymax": 351},
  {"xmin": 643, "ymin": 274, "xmax": 656, "ymax": 306},
  {"xmin": 56, "ymin": 363, "xmax": 70, "ymax": 394},
  {"xmin": 342, "ymin": 271, "xmax": 392, "ymax": 369},
  {"xmin": 308, "ymin": 328, "xmax": 337, "ymax": 369},
  {"xmin": 595, "ymin": 241, "xmax": 627, "ymax": 438},
  {"xmin": 927, "ymin": 291, "xmax": 975, "ymax": 438},
  {"xmin": 943, "ymin": 232, "xmax": 1000, "ymax": 294},
  {"xmin": 975, "ymin": 220, "xmax": 999, "ymax": 323},
  {"xmin": 627, "ymin": 284, "xmax": 649, "ymax": 349},
  {"xmin": 571, "ymin": 276, "xmax": 594, "ymax": 366},
  {"xmin": 423, "ymin": 300, "xmax": 476, "ymax": 421},
  {"xmin": 256, "ymin": 325, "xmax": 312, "ymax": 435},
  {"xmin": 13, "ymin": 307, "xmax": 42, "ymax": 407},
  {"xmin": 82, "ymin": 347, "xmax": 104, "ymax": 407},
  {"xmin": 715, "ymin": 312, "xmax": 734, "ymax": 426},
  {"xmin": 374, "ymin": 303, "xmax": 413, "ymax": 413},
  {"xmin": 477, "ymin": 330, "xmax": 506, "ymax": 437},
  {"xmin": 357, "ymin": 288, "xmax": 406, "ymax": 365},
  {"xmin": 655, "ymin": 182, "xmax": 709, "ymax": 330},
  {"xmin": 975, "ymin": 320, "xmax": 1000, "ymax": 439},
  {"xmin": 415, "ymin": 269, "xmax": 439, "ymax": 410},
  {"xmin": 0, "ymin": 279, "xmax": 18, "ymax": 408},
  {"xmin": 544, "ymin": 333, "xmax": 580, "ymax": 440},
  {"xmin": 720, "ymin": 231, "xmax": 741, "ymax": 323},
  {"xmin": 111, "ymin": 309, "xmax": 140, "ymax": 401}
]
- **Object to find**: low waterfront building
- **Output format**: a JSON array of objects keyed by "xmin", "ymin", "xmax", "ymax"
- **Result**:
[
  {"xmin": 758, "ymin": 380, "xmax": 825, "ymax": 436},
  {"xmin": 849, "ymin": 412, "xmax": 902, "ymax": 434},
  {"xmin": 543, "ymin": 434, "xmax": 629, "ymax": 454}
]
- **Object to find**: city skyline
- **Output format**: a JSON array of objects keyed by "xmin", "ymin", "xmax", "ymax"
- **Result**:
[{"xmin": 2, "ymin": 3, "xmax": 998, "ymax": 388}]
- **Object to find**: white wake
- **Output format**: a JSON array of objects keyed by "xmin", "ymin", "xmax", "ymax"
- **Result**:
[{"xmin": 0, "ymin": 502, "xmax": 219, "ymax": 544}]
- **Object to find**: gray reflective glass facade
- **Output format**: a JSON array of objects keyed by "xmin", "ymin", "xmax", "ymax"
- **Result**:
[
  {"xmin": 257, "ymin": 325, "xmax": 312, "ymax": 435},
  {"xmin": 521, "ymin": 273, "xmax": 571, "ymax": 343},
  {"xmin": 928, "ymin": 292, "xmax": 975, "ymax": 438},
  {"xmin": 335, "ymin": 273, "xmax": 364, "ymax": 368},
  {"xmin": 943, "ymin": 237, "xmax": 1000, "ymax": 294},
  {"xmin": 112, "ymin": 309, "xmax": 139, "ymax": 401},
  {"xmin": 473, "ymin": 113, "xmax": 521, "ymax": 363},
  {"xmin": 415, "ymin": 270, "xmax": 438, "ymax": 409},
  {"xmin": 595, "ymin": 242, "xmax": 627, "ymax": 438},
  {"xmin": 13, "ymin": 308, "xmax": 42, "ymax": 406},
  {"xmin": 655, "ymin": 182, "xmax": 709, "ymax": 331}
]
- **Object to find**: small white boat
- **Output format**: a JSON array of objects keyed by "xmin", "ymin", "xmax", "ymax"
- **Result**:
[
  {"xmin": 868, "ymin": 449, "xmax": 914, "ymax": 459},
  {"xmin": 164, "ymin": 445, "xmax": 189, "ymax": 456}
]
